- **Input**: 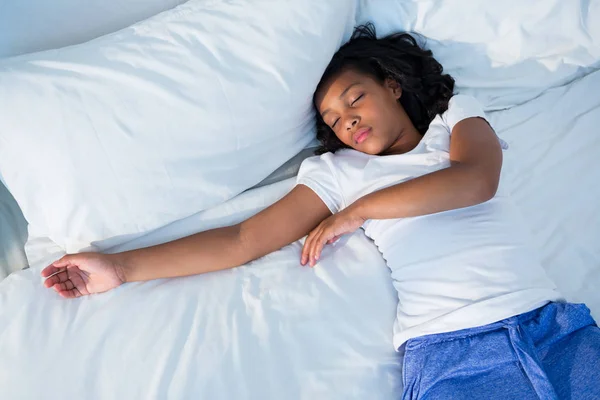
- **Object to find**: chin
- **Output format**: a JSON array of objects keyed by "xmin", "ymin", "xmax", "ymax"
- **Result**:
[{"xmin": 359, "ymin": 144, "xmax": 383, "ymax": 155}]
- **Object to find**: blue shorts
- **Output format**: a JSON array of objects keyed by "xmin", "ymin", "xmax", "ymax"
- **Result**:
[{"xmin": 401, "ymin": 302, "xmax": 600, "ymax": 400}]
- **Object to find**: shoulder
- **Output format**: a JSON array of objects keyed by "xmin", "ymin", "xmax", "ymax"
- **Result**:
[
  {"xmin": 441, "ymin": 94, "xmax": 487, "ymax": 132},
  {"xmin": 296, "ymin": 152, "xmax": 350, "ymax": 214},
  {"xmin": 421, "ymin": 95, "xmax": 490, "ymax": 150},
  {"xmin": 297, "ymin": 152, "xmax": 339, "ymax": 184},
  {"xmin": 300, "ymin": 149, "xmax": 366, "ymax": 172}
]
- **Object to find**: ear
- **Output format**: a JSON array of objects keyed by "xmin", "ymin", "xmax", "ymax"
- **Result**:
[{"xmin": 385, "ymin": 78, "xmax": 402, "ymax": 100}]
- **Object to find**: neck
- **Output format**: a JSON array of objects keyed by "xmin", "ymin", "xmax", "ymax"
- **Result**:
[{"xmin": 380, "ymin": 125, "xmax": 422, "ymax": 156}]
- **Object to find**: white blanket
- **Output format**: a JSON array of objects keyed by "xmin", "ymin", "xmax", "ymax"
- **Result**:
[{"xmin": 1, "ymin": 56, "xmax": 600, "ymax": 400}]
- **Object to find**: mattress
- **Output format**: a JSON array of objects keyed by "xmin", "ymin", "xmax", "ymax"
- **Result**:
[{"xmin": 0, "ymin": 68, "xmax": 599, "ymax": 398}]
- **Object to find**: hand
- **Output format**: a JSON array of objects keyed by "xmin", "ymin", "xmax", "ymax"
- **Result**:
[
  {"xmin": 41, "ymin": 253, "xmax": 126, "ymax": 298},
  {"xmin": 301, "ymin": 206, "xmax": 365, "ymax": 267}
]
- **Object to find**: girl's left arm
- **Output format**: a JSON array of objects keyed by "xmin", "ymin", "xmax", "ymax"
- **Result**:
[
  {"xmin": 301, "ymin": 117, "xmax": 502, "ymax": 266},
  {"xmin": 353, "ymin": 117, "xmax": 502, "ymax": 219}
]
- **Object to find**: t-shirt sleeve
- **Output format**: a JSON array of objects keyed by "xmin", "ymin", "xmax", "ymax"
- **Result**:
[
  {"xmin": 296, "ymin": 155, "xmax": 343, "ymax": 214},
  {"xmin": 442, "ymin": 95, "xmax": 508, "ymax": 149}
]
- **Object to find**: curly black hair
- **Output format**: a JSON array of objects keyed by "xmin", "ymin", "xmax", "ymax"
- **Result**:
[{"xmin": 314, "ymin": 23, "xmax": 455, "ymax": 155}]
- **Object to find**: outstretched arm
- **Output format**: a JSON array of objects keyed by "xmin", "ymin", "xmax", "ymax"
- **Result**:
[
  {"xmin": 302, "ymin": 117, "xmax": 502, "ymax": 266},
  {"xmin": 42, "ymin": 185, "xmax": 331, "ymax": 297},
  {"xmin": 119, "ymin": 185, "xmax": 331, "ymax": 281}
]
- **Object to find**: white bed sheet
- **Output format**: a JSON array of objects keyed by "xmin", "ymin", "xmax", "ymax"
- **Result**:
[
  {"xmin": 1, "ymin": 55, "xmax": 600, "ymax": 400},
  {"xmin": 0, "ymin": 181, "xmax": 28, "ymax": 280},
  {"xmin": 489, "ymin": 69, "xmax": 600, "ymax": 321},
  {"xmin": 0, "ymin": 178, "xmax": 403, "ymax": 399}
]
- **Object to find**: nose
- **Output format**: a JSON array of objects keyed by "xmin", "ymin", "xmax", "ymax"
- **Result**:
[{"xmin": 345, "ymin": 115, "xmax": 359, "ymax": 131}]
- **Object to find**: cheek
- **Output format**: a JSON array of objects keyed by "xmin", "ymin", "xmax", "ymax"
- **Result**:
[
  {"xmin": 365, "ymin": 96, "xmax": 392, "ymax": 120},
  {"xmin": 334, "ymin": 131, "xmax": 352, "ymax": 147},
  {"xmin": 376, "ymin": 98, "xmax": 401, "ymax": 127}
]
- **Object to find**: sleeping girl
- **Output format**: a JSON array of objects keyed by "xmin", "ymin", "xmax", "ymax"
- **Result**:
[{"xmin": 41, "ymin": 24, "xmax": 600, "ymax": 399}]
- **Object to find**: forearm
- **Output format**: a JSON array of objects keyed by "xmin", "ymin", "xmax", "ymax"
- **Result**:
[
  {"xmin": 352, "ymin": 163, "xmax": 496, "ymax": 220},
  {"xmin": 113, "ymin": 225, "xmax": 246, "ymax": 282}
]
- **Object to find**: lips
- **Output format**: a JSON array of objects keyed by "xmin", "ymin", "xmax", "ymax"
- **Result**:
[{"xmin": 353, "ymin": 127, "xmax": 371, "ymax": 144}]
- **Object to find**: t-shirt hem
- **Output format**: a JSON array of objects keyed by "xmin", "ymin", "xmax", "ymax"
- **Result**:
[{"xmin": 393, "ymin": 290, "xmax": 563, "ymax": 350}]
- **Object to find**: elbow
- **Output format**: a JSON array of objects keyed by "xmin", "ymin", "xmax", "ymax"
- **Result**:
[
  {"xmin": 236, "ymin": 222, "xmax": 268, "ymax": 265},
  {"xmin": 232, "ymin": 223, "xmax": 256, "ymax": 266},
  {"xmin": 463, "ymin": 165, "xmax": 498, "ymax": 205},
  {"xmin": 480, "ymin": 182, "xmax": 497, "ymax": 203},
  {"xmin": 474, "ymin": 173, "xmax": 499, "ymax": 204}
]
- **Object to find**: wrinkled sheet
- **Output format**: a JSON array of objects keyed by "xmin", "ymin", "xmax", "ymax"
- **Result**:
[
  {"xmin": 489, "ymin": 69, "xmax": 600, "ymax": 321},
  {"xmin": 357, "ymin": 0, "xmax": 600, "ymax": 111},
  {"xmin": 1, "ymin": 69, "xmax": 599, "ymax": 398},
  {"xmin": 0, "ymin": 181, "xmax": 28, "ymax": 280},
  {"xmin": 2, "ymin": 41, "xmax": 600, "ymax": 400},
  {"xmin": 0, "ymin": 178, "xmax": 402, "ymax": 399}
]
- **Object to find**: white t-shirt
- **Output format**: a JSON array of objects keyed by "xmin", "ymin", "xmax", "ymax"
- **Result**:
[{"xmin": 296, "ymin": 95, "xmax": 562, "ymax": 349}]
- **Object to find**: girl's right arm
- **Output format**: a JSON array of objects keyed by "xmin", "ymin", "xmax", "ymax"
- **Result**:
[{"xmin": 41, "ymin": 185, "xmax": 331, "ymax": 297}]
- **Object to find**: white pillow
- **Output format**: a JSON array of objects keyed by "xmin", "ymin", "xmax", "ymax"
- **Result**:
[
  {"xmin": 357, "ymin": 0, "xmax": 600, "ymax": 110},
  {"xmin": 0, "ymin": 0, "xmax": 357, "ymax": 255},
  {"xmin": 0, "ymin": 0, "xmax": 187, "ymax": 58}
]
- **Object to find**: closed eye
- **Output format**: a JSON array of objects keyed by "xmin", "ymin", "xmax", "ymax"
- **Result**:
[
  {"xmin": 351, "ymin": 94, "xmax": 364, "ymax": 105},
  {"xmin": 331, "ymin": 118, "xmax": 340, "ymax": 129}
]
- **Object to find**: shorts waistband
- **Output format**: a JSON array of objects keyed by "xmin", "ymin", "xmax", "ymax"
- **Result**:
[{"xmin": 405, "ymin": 302, "xmax": 594, "ymax": 350}]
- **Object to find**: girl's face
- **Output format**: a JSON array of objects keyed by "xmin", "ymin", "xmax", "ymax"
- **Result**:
[{"xmin": 315, "ymin": 68, "xmax": 421, "ymax": 156}]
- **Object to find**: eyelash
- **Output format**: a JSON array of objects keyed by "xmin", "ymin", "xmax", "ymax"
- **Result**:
[
  {"xmin": 352, "ymin": 94, "xmax": 364, "ymax": 105},
  {"xmin": 331, "ymin": 94, "xmax": 364, "ymax": 129}
]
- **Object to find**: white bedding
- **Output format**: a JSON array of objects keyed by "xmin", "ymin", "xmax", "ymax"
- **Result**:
[
  {"xmin": 1, "ymin": 68, "xmax": 599, "ymax": 398},
  {"xmin": 1, "ymin": 1, "xmax": 600, "ymax": 396},
  {"xmin": 488, "ymin": 69, "xmax": 600, "ymax": 320},
  {"xmin": 0, "ymin": 0, "xmax": 186, "ymax": 58},
  {"xmin": 0, "ymin": 0, "xmax": 356, "ymax": 258},
  {"xmin": 0, "ymin": 178, "xmax": 403, "ymax": 399},
  {"xmin": 0, "ymin": 182, "xmax": 28, "ymax": 280}
]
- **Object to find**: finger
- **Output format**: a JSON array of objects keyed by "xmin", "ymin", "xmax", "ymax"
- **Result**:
[
  {"xmin": 41, "ymin": 265, "xmax": 61, "ymax": 277},
  {"xmin": 310, "ymin": 227, "xmax": 332, "ymax": 266},
  {"xmin": 302, "ymin": 228, "xmax": 320, "ymax": 265},
  {"xmin": 42, "ymin": 256, "xmax": 73, "ymax": 276},
  {"xmin": 57, "ymin": 288, "xmax": 81, "ymax": 299},
  {"xmin": 52, "ymin": 255, "xmax": 74, "ymax": 268},
  {"xmin": 53, "ymin": 282, "xmax": 69, "ymax": 291},
  {"xmin": 307, "ymin": 230, "xmax": 320, "ymax": 267},
  {"xmin": 309, "ymin": 232, "xmax": 320, "ymax": 267},
  {"xmin": 310, "ymin": 231, "xmax": 326, "ymax": 267},
  {"xmin": 327, "ymin": 235, "xmax": 341, "ymax": 244},
  {"xmin": 301, "ymin": 238, "xmax": 308, "ymax": 265},
  {"xmin": 54, "ymin": 280, "xmax": 77, "ymax": 291},
  {"xmin": 67, "ymin": 269, "xmax": 90, "ymax": 295},
  {"xmin": 42, "ymin": 265, "xmax": 70, "ymax": 278},
  {"xmin": 44, "ymin": 270, "xmax": 69, "ymax": 288},
  {"xmin": 313, "ymin": 234, "xmax": 330, "ymax": 266},
  {"xmin": 41, "ymin": 254, "xmax": 76, "ymax": 277},
  {"xmin": 43, "ymin": 274, "xmax": 62, "ymax": 288},
  {"xmin": 301, "ymin": 236, "xmax": 310, "ymax": 265}
]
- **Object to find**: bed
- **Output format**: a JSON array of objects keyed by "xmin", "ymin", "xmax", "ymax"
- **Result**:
[{"xmin": 1, "ymin": 1, "xmax": 599, "ymax": 398}]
